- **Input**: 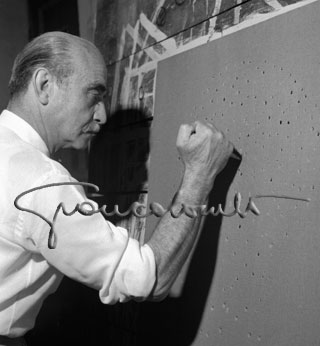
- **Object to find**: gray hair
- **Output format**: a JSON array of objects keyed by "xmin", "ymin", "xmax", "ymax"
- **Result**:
[{"xmin": 8, "ymin": 32, "xmax": 84, "ymax": 97}]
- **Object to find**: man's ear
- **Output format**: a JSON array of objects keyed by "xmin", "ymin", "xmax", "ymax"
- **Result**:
[{"xmin": 32, "ymin": 68, "xmax": 54, "ymax": 105}]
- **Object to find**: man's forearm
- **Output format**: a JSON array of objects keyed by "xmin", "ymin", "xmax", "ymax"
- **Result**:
[{"xmin": 147, "ymin": 173, "xmax": 211, "ymax": 299}]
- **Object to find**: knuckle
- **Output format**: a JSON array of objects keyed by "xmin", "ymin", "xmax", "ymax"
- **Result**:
[
  {"xmin": 179, "ymin": 123, "xmax": 188, "ymax": 131},
  {"xmin": 216, "ymin": 131, "xmax": 223, "ymax": 140},
  {"xmin": 211, "ymin": 130, "xmax": 223, "ymax": 142}
]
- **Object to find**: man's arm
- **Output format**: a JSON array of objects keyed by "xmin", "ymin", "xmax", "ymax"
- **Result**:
[{"xmin": 147, "ymin": 121, "xmax": 233, "ymax": 299}]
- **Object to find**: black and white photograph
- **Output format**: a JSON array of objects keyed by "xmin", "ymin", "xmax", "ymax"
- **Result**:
[{"xmin": 0, "ymin": 0, "xmax": 319, "ymax": 345}]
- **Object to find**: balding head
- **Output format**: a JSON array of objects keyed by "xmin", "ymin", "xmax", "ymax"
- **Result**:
[
  {"xmin": 7, "ymin": 31, "xmax": 107, "ymax": 153},
  {"xmin": 8, "ymin": 31, "xmax": 98, "ymax": 99}
]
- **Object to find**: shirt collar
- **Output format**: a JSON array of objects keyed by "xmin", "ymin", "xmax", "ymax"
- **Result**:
[{"xmin": 0, "ymin": 109, "xmax": 50, "ymax": 157}]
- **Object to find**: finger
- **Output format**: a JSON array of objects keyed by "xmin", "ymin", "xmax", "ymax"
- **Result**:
[
  {"xmin": 176, "ymin": 123, "xmax": 195, "ymax": 147},
  {"xmin": 205, "ymin": 122, "xmax": 214, "ymax": 129}
]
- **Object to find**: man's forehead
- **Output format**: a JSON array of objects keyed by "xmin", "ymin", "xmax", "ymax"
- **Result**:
[{"xmin": 73, "ymin": 47, "xmax": 107, "ymax": 90}]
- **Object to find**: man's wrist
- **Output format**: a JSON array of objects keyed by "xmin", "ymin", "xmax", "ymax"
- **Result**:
[
  {"xmin": 174, "ymin": 182, "xmax": 208, "ymax": 206},
  {"xmin": 177, "ymin": 169, "xmax": 215, "ymax": 204}
]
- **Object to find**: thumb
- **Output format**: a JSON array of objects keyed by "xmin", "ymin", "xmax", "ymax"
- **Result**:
[{"xmin": 176, "ymin": 123, "xmax": 197, "ymax": 148}]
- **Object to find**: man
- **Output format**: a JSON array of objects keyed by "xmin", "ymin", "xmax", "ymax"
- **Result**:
[{"xmin": 0, "ymin": 32, "xmax": 233, "ymax": 345}]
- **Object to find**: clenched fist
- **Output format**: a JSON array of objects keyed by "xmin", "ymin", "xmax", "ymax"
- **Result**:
[{"xmin": 176, "ymin": 121, "xmax": 233, "ymax": 191}]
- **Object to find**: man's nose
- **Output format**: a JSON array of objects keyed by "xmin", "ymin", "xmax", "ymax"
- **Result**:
[{"xmin": 94, "ymin": 101, "xmax": 107, "ymax": 125}]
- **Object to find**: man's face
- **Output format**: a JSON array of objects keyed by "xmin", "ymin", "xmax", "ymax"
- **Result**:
[{"xmin": 52, "ymin": 46, "xmax": 107, "ymax": 150}]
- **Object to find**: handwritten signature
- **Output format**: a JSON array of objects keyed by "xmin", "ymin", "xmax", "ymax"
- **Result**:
[{"xmin": 14, "ymin": 182, "xmax": 310, "ymax": 249}]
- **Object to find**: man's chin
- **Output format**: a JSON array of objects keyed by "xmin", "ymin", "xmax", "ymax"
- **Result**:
[
  {"xmin": 64, "ymin": 138, "xmax": 91, "ymax": 150},
  {"xmin": 74, "ymin": 141, "xmax": 90, "ymax": 150}
]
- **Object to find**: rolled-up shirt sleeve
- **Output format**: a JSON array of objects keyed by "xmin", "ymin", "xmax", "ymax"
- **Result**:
[
  {"xmin": 19, "ymin": 171, "xmax": 156, "ymax": 304},
  {"xmin": 104, "ymin": 239, "xmax": 156, "ymax": 303}
]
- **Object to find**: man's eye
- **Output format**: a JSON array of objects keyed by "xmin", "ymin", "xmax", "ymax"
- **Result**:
[{"xmin": 90, "ymin": 94, "xmax": 101, "ymax": 104}]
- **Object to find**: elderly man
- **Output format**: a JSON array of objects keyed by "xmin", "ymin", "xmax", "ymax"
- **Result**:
[{"xmin": 0, "ymin": 32, "xmax": 233, "ymax": 345}]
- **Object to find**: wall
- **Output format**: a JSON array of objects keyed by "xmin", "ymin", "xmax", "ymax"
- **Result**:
[
  {"xmin": 0, "ymin": 0, "xmax": 29, "ymax": 110},
  {"xmin": 77, "ymin": 0, "xmax": 98, "ymax": 42}
]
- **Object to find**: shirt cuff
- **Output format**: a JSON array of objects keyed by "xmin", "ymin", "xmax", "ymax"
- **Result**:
[{"xmin": 99, "ymin": 238, "xmax": 156, "ymax": 304}]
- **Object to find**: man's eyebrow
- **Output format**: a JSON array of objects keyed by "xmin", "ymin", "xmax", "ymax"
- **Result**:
[{"xmin": 86, "ymin": 83, "xmax": 107, "ymax": 94}]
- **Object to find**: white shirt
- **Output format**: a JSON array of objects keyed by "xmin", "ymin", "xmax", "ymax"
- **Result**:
[{"xmin": 0, "ymin": 110, "xmax": 156, "ymax": 337}]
